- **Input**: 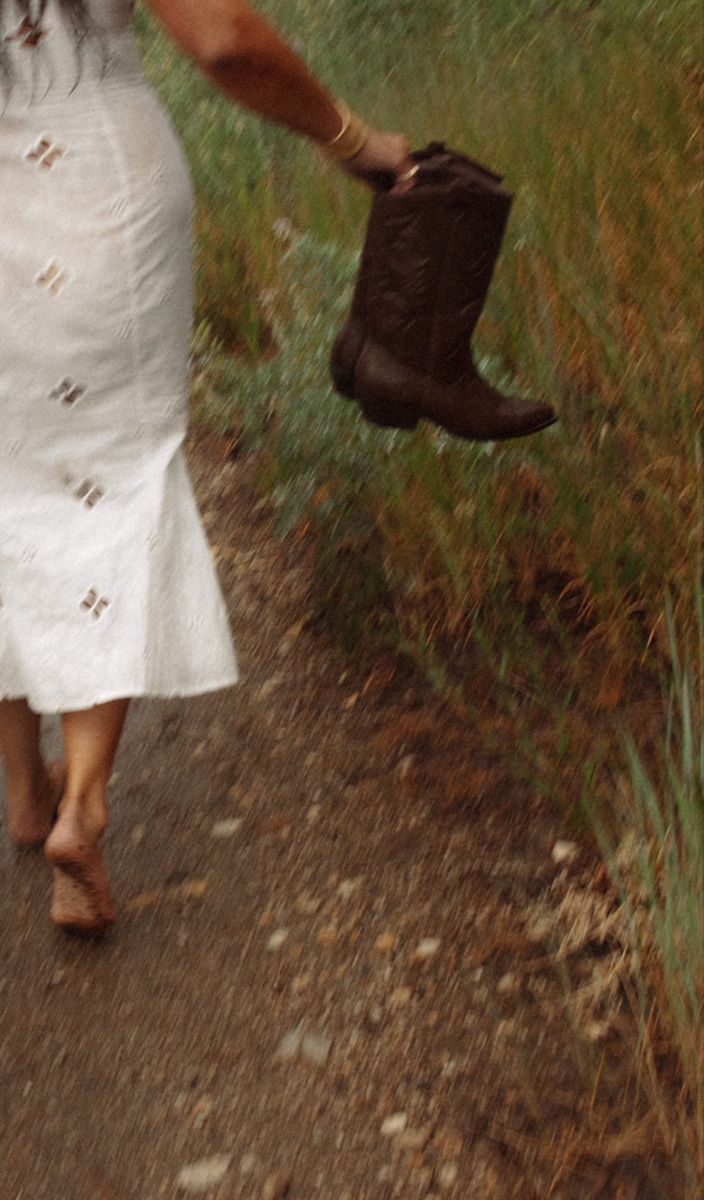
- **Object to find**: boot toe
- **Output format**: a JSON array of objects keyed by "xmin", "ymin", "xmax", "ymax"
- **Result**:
[{"xmin": 499, "ymin": 397, "xmax": 557, "ymax": 440}]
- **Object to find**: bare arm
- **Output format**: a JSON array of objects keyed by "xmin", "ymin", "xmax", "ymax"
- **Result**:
[{"xmin": 142, "ymin": 0, "xmax": 412, "ymax": 186}]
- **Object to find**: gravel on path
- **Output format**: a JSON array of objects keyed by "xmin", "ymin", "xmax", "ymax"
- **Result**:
[{"xmin": 0, "ymin": 429, "xmax": 656, "ymax": 1200}]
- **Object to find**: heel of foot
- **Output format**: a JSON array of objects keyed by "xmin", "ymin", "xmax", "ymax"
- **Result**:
[{"xmin": 50, "ymin": 863, "xmax": 116, "ymax": 935}]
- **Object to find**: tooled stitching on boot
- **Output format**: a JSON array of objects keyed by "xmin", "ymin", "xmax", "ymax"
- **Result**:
[{"xmin": 426, "ymin": 198, "xmax": 466, "ymax": 406}]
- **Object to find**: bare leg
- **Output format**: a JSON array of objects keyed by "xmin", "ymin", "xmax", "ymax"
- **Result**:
[
  {"xmin": 0, "ymin": 699, "xmax": 65, "ymax": 848},
  {"xmin": 45, "ymin": 698, "xmax": 130, "ymax": 934}
]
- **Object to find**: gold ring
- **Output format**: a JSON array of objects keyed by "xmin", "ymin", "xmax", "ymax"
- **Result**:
[{"xmin": 397, "ymin": 165, "xmax": 420, "ymax": 182}]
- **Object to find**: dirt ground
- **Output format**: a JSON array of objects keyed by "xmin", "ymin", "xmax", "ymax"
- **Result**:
[{"xmin": 0, "ymin": 428, "xmax": 675, "ymax": 1200}]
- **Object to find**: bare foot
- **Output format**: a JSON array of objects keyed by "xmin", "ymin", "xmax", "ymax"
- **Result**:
[
  {"xmin": 7, "ymin": 760, "xmax": 66, "ymax": 849},
  {"xmin": 45, "ymin": 808, "xmax": 115, "ymax": 935}
]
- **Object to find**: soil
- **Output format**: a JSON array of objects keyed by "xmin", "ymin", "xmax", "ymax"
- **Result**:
[{"xmin": 0, "ymin": 427, "xmax": 681, "ymax": 1200}]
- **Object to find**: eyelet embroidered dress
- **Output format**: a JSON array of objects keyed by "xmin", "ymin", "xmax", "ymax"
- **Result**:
[{"xmin": 0, "ymin": 0, "xmax": 238, "ymax": 713}]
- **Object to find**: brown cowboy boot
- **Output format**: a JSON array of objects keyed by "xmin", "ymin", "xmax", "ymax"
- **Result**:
[{"xmin": 331, "ymin": 143, "xmax": 557, "ymax": 441}]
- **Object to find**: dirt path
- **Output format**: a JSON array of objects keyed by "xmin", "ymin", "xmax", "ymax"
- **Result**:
[{"xmin": 0, "ymin": 429, "xmax": 656, "ymax": 1200}]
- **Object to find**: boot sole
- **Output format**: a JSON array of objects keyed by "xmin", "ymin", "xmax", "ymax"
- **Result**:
[
  {"xmin": 333, "ymin": 339, "xmax": 556, "ymax": 440},
  {"xmin": 349, "ymin": 386, "xmax": 557, "ymax": 441}
]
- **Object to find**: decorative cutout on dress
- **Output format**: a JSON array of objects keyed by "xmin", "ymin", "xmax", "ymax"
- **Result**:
[
  {"xmin": 3, "ymin": 17, "xmax": 49, "ymax": 49},
  {"xmin": 73, "ymin": 479, "xmax": 105, "ymax": 509},
  {"xmin": 25, "ymin": 136, "xmax": 66, "ymax": 172},
  {"xmin": 35, "ymin": 260, "xmax": 71, "ymax": 296},
  {"xmin": 80, "ymin": 589, "xmax": 111, "ymax": 620},
  {"xmin": 50, "ymin": 379, "xmax": 86, "ymax": 408}
]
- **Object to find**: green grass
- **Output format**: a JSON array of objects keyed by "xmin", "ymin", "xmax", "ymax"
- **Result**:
[
  {"xmin": 136, "ymin": 0, "xmax": 701, "ymax": 695},
  {"xmin": 135, "ymin": 1, "xmax": 703, "ymax": 1187}
]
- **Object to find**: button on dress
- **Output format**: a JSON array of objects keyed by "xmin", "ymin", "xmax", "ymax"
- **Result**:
[{"xmin": 0, "ymin": 0, "xmax": 239, "ymax": 713}]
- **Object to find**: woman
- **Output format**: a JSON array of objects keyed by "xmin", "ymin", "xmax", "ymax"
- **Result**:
[{"xmin": 0, "ymin": 0, "xmax": 413, "ymax": 933}]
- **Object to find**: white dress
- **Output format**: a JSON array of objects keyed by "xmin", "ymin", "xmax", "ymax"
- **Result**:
[{"xmin": 0, "ymin": 0, "xmax": 239, "ymax": 713}]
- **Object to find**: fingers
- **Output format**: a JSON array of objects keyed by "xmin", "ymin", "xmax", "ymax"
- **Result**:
[{"xmin": 342, "ymin": 131, "xmax": 415, "ymax": 191}]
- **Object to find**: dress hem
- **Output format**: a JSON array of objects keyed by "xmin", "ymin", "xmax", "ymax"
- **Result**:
[{"xmin": 0, "ymin": 674, "xmax": 240, "ymax": 715}]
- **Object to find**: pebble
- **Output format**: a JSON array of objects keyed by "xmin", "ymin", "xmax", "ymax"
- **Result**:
[
  {"xmin": 397, "ymin": 754, "xmax": 415, "ymax": 779},
  {"xmin": 337, "ymin": 877, "xmax": 362, "ymax": 899},
  {"xmin": 240, "ymin": 1152, "xmax": 257, "ymax": 1176},
  {"xmin": 176, "ymin": 1154, "xmax": 231, "ymax": 1193},
  {"xmin": 389, "ymin": 987, "xmax": 413, "ymax": 1009},
  {"xmin": 301, "ymin": 1030, "xmax": 333, "ymax": 1066},
  {"xmin": 381, "ymin": 1112, "xmax": 408, "ymax": 1137},
  {"xmin": 261, "ymin": 1171, "xmax": 292, "ymax": 1199},
  {"xmin": 552, "ymin": 839, "xmax": 579, "ymax": 865},
  {"xmin": 399, "ymin": 1125, "xmax": 433, "ymax": 1151},
  {"xmin": 375, "ymin": 931, "xmax": 397, "ymax": 954},
  {"xmin": 180, "ymin": 879, "xmax": 208, "ymax": 901},
  {"xmin": 267, "ymin": 929, "xmax": 289, "ymax": 952},
  {"xmin": 497, "ymin": 973, "xmax": 519, "ymax": 996},
  {"xmin": 257, "ymin": 676, "xmax": 284, "ymax": 701},
  {"xmin": 438, "ymin": 1161, "xmax": 459, "ymax": 1189},
  {"xmin": 275, "ymin": 1025, "xmax": 304, "ymax": 1061},
  {"xmin": 130, "ymin": 823, "xmax": 147, "ymax": 846},
  {"xmin": 411, "ymin": 937, "xmax": 441, "ymax": 962},
  {"xmin": 211, "ymin": 818, "xmax": 243, "ymax": 839}
]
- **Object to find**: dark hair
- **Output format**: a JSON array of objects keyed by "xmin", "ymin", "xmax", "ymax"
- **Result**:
[{"xmin": 1, "ymin": 1, "xmax": 101, "ymax": 99}]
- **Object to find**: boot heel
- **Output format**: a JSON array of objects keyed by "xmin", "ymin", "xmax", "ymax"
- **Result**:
[
  {"xmin": 331, "ymin": 322, "xmax": 363, "ymax": 401},
  {"xmin": 359, "ymin": 397, "xmax": 419, "ymax": 431}
]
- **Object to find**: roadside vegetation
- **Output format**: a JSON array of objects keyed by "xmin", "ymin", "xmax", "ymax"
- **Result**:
[{"xmin": 137, "ymin": 0, "xmax": 702, "ymax": 1192}]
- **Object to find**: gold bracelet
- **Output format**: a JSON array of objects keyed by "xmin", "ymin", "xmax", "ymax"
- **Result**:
[{"xmin": 321, "ymin": 100, "xmax": 371, "ymax": 162}]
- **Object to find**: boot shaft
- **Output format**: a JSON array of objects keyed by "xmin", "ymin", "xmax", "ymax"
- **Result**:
[{"xmin": 352, "ymin": 146, "xmax": 513, "ymax": 384}]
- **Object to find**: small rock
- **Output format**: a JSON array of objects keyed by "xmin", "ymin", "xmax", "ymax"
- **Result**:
[
  {"xmin": 365, "ymin": 1003, "xmax": 384, "ymax": 1027},
  {"xmin": 50, "ymin": 968, "xmax": 67, "ymax": 988},
  {"xmin": 438, "ymin": 1161, "xmax": 459, "ymax": 1190},
  {"xmin": 262, "ymin": 1171, "xmax": 292, "ymax": 1199},
  {"xmin": 294, "ymin": 892, "xmax": 322, "ymax": 915},
  {"xmin": 211, "ymin": 817, "xmax": 243, "ymax": 839},
  {"xmin": 179, "ymin": 879, "xmax": 208, "ymax": 902},
  {"xmin": 381, "ymin": 1112, "xmax": 408, "ymax": 1137},
  {"xmin": 257, "ymin": 676, "xmax": 283, "ymax": 701},
  {"xmin": 397, "ymin": 754, "xmax": 415, "ymax": 779},
  {"xmin": 375, "ymin": 931, "xmax": 397, "ymax": 954},
  {"xmin": 176, "ymin": 1154, "xmax": 231, "ymax": 1193},
  {"xmin": 337, "ymin": 877, "xmax": 362, "ymax": 900},
  {"xmin": 267, "ymin": 928, "xmax": 289, "ymax": 952},
  {"xmin": 585, "ymin": 1019, "xmax": 611, "ymax": 1042},
  {"xmin": 497, "ymin": 973, "xmax": 518, "ymax": 996},
  {"xmin": 317, "ymin": 926, "xmax": 339, "ymax": 946},
  {"xmin": 240, "ymin": 1152, "xmax": 257, "ymax": 1176},
  {"xmin": 552, "ymin": 839, "xmax": 579, "ymax": 865},
  {"xmin": 399, "ymin": 1125, "xmax": 433, "ymax": 1152},
  {"xmin": 306, "ymin": 804, "xmax": 321, "ymax": 823},
  {"xmin": 130, "ymin": 823, "xmax": 147, "ymax": 846},
  {"xmin": 411, "ymin": 937, "xmax": 441, "ymax": 963},
  {"xmin": 342, "ymin": 693, "xmax": 359, "ymax": 709},
  {"xmin": 276, "ymin": 1024, "xmax": 304, "ymax": 1061},
  {"xmin": 389, "ymin": 987, "xmax": 413, "ymax": 1009},
  {"xmin": 301, "ymin": 1030, "xmax": 333, "ymax": 1066}
]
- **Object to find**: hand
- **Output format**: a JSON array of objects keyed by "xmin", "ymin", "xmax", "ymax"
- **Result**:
[{"xmin": 341, "ymin": 129, "xmax": 417, "ymax": 193}]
